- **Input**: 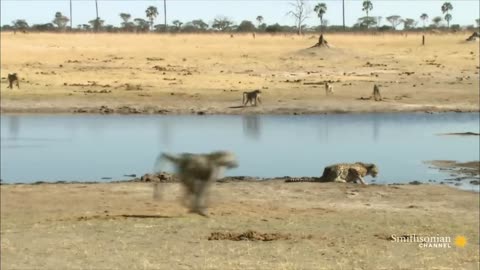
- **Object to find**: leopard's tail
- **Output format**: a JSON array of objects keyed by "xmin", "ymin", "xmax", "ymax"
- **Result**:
[
  {"xmin": 285, "ymin": 177, "xmax": 321, "ymax": 183},
  {"xmin": 285, "ymin": 167, "xmax": 329, "ymax": 183}
]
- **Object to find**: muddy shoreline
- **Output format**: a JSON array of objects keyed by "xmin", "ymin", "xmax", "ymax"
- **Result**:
[
  {"xmin": 1, "ymin": 180, "xmax": 478, "ymax": 269},
  {"xmin": 1, "ymin": 103, "xmax": 478, "ymax": 115}
]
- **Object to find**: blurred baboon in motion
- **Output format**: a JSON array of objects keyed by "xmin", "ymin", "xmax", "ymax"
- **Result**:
[
  {"xmin": 8, "ymin": 73, "xmax": 19, "ymax": 89},
  {"xmin": 243, "ymin": 90, "xmax": 262, "ymax": 106},
  {"xmin": 154, "ymin": 151, "xmax": 238, "ymax": 216}
]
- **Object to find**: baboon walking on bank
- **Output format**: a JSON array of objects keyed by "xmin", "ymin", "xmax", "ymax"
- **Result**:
[
  {"xmin": 325, "ymin": 83, "xmax": 334, "ymax": 96},
  {"xmin": 7, "ymin": 73, "xmax": 19, "ymax": 89},
  {"xmin": 154, "ymin": 151, "xmax": 238, "ymax": 216},
  {"xmin": 373, "ymin": 84, "xmax": 382, "ymax": 101},
  {"xmin": 243, "ymin": 90, "xmax": 262, "ymax": 106}
]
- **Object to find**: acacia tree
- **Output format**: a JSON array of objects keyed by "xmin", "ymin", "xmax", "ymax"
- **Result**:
[
  {"xmin": 287, "ymin": 0, "xmax": 310, "ymax": 35},
  {"xmin": 420, "ymin": 13, "xmax": 429, "ymax": 28},
  {"xmin": 191, "ymin": 19, "xmax": 208, "ymax": 31},
  {"xmin": 146, "ymin": 6, "xmax": 159, "ymax": 31},
  {"xmin": 53, "ymin": 12, "xmax": 69, "ymax": 31},
  {"xmin": 441, "ymin": 2, "xmax": 453, "ymax": 28},
  {"xmin": 314, "ymin": 3, "xmax": 327, "ymax": 32},
  {"xmin": 212, "ymin": 16, "xmax": 233, "ymax": 31},
  {"xmin": 89, "ymin": 17, "xmax": 104, "ymax": 31},
  {"xmin": 12, "ymin": 19, "xmax": 29, "ymax": 32},
  {"xmin": 134, "ymin": 18, "xmax": 150, "ymax": 32},
  {"xmin": 120, "ymin": 13, "xmax": 131, "ymax": 31},
  {"xmin": 362, "ymin": 0, "xmax": 373, "ymax": 28},
  {"xmin": 356, "ymin": 16, "xmax": 376, "ymax": 29},
  {"xmin": 172, "ymin": 20, "xmax": 183, "ymax": 31},
  {"xmin": 432, "ymin": 16, "xmax": 443, "ymax": 28},
  {"xmin": 237, "ymin": 20, "xmax": 256, "ymax": 32},
  {"xmin": 386, "ymin": 15, "xmax": 402, "ymax": 30},
  {"xmin": 403, "ymin": 18, "xmax": 417, "ymax": 30}
]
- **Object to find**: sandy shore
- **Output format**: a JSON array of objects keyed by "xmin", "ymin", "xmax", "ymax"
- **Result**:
[
  {"xmin": 1, "ymin": 180, "xmax": 478, "ymax": 269},
  {"xmin": 1, "ymin": 33, "xmax": 479, "ymax": 114}
]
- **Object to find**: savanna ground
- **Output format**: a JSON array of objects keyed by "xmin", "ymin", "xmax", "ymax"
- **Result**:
[
  {"xmin": 1, "ymin": 181, "xmax": 479, "ymax": 269},
  {"xmin": 1, "ymin": 32, "xmax": 479, "ymax": 269},
  {"xmin": 0, "ymin": 32, "xmax": 479, "ymax": 114}
]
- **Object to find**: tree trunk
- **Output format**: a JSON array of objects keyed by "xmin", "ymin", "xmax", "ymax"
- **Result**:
[
  {"xmin": 164, "ymin": 0, "xmax": 167, "ymax": 32},
  {"xmin": 70, "ymin": 0, "xmax": 72, "ymax": 29},
  {"xmin": 342, "ymin": 0, "xmax": 345, "ymax": 30},
  {"xmin": 95, "ymin": 0, "xmax": 99, "ymax": 32},
  {"xmin": 366, "ymin": 11, "xmax": 369, "ymax": 29}
]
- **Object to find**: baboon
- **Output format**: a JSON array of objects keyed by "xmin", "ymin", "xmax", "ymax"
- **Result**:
[
  {"xmin": 373, "ymin": 84, "xmax": 382, "ymax": 101},
  {"xmin": 154, "ymin": 151, "xmax": 238, "ymax": 216},
  {"xmin": 7, "ymin": 73, "xmax": 19, "ymax": 89},
  {"xmin": 325, "ymin": 83, "xmax": 334, "ymax": 96},
  {"xmin": 243, "ymin": 90, "xmax": 262, "ymax": 106}
]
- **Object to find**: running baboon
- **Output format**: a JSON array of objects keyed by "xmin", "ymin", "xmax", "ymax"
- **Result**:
[
  {"xmin": 7, "ymin": 73, "xmax": 19, "ymax": 89},
  {"xmin": 154, "ymin": 151, "xmax": 238, "ymax": 216},
  {"xmin": 373, "ymin": 84, "xmax": 382, "ymax": 101},
  {"xmin": 325, "ymin": 83, "xmax": 334, "ymax": 95},
  {"xmin": 243, "ymin": 90, "xmax": 262, "ymax": 106}
]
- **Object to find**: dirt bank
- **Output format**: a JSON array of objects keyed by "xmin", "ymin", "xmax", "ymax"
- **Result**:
[
  {"xmin": 1, "ymin": 33, "xmax": 479, "ymax": 115},
  {"xmin": 1, "ymin": 180, "xmax": 478, "ymax": 269}
]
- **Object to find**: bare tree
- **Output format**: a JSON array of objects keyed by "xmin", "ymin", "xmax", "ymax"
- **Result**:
[{"xmin": 287, "ymin": 0, "xmax": 310, "ymax": 35}]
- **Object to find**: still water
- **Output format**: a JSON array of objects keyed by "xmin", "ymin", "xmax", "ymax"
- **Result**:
[{"xmin": 1, "ymin": 113, "xmax": 478, "ymax": 189}]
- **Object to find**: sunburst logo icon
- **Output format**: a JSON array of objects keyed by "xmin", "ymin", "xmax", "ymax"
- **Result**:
[{"xmin": 454, "ymin": 235, "xmax": 467, "ymax": 248}]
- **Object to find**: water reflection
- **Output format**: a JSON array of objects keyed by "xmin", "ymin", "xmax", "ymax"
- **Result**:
[
  {"xmin": 242, "ymin": 115, "xmax": 261, "ymax": 140},
  {"xmin": 8, "ymin": 115, "xmax": 20, "ymax": 140},
  {"xmin": 0, "ymin": 113, "xmax": 478, "ymax": 186},
  {"xmin": 373, "ymin": 116, "xmax": 380, "ymax": 142},
  {"xmin": 159, "ymin": 120, "xmax": 172, "ymax": 145}
]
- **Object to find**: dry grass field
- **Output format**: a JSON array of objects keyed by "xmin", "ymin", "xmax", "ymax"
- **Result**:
[
  {"xmin": 1, "ymin": 181, "xmax": 479, "ymax": 269},
  {"xmin": 1, "ymin": 32, "xmax": 479, "ymax": 270},
  {"xmin": 1, "ymin": 32, "xmax": 479, "ymax": 114}
]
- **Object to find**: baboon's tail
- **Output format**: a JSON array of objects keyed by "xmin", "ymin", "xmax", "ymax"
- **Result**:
[
  {"xmin": 152, "ymin": 153, "xmax": 180, "ymax": 201},
  {"xmin": 153, "ymin": 152, "xmax": 179, "ymax": 173}
]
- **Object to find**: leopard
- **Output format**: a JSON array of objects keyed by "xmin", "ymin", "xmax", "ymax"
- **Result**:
[{"xmin": 286, "ymin": 162, "xmax": 378, "ymax": 185}]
